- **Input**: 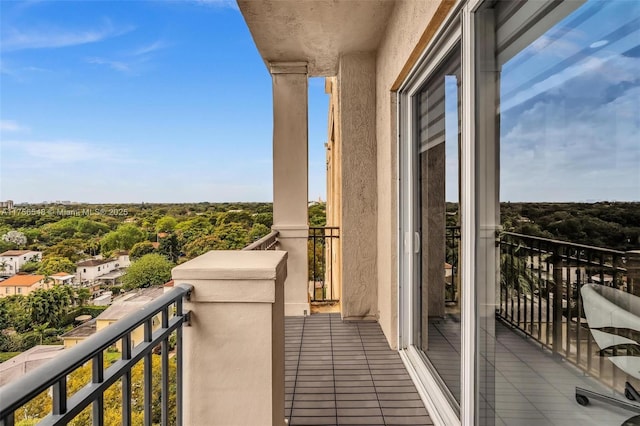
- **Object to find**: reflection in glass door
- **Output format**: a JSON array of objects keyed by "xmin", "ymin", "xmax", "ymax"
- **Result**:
[
  {"xmin": 415, "ymin": 45, "xmax": 462, "ymax": 404},
  {"xmin": 474, "ymin": 1, "xmax": 640, "ymax": 424}
]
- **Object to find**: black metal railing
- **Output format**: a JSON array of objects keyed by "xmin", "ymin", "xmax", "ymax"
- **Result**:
[
  {"xmin": 308, "ymin": 227, "xmax": 340, "ymax": 302},
  {"xmin": 243, "ymin": 230, "xmax": 279, "ymax": 251},
  {"xmin": 445, "ymin": 226, "xmax": 461, "ymax": 304},
  {"xmin": 0, "ymin": 284, "xmax": 192, "ymax": 426},
  {"xmin": 497, "ymin": 231, "xmax": 628, "ymax": 390}
]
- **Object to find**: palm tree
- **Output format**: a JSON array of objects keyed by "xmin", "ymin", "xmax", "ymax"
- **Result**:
[
  {"xmin": 75, "ymin": 288, "xmax": 91, "ymax": 307},
  {"xmin": 33, "ymin": 322, "xmax": 50, "ymax": 345}
]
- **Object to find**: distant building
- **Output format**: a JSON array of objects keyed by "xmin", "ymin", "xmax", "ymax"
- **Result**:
[
  {"xmin": 76, "ymin": 258, "xmax": 119, "ymax": 282},
  {"xmin": 61, "ymin": 319, "xmax": 97, "ymax": 349},
  {"xmin": 0, "ymin": 200, "xmax": 14, "ymax": 210},
  {"xmin": 50, "ymin": 272, "xmax": 75, "ymax": 286},
  {"xmin": 114, "ymin": 250, "xmax": 131, "ymax": 268},
  {"xmin": 0, "ymin": 274, "xmax": 48, "ymax": 297},
  {"xmin": 61, "ymin": 287, "xmax": 165, "ymax": 350},
  {"xmin": 0, "ymin": 250, "xmax": 42, "ymax": 276}
]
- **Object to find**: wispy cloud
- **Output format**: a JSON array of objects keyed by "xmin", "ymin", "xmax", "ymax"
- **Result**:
[
  {"xmin": 3, "ymin": 140, "xmax": 115, "ymax": 163},
  {"xmin": 130, "ymin": 40, "xmax": 170, "ymax": 57},
  {"xmin": 86, "ymin": 57, "xmax": 130, "ymax": 73},
  {"xmin": 86, "ymin": 39, "xmax": 169, "ymax": 74},
  {"xmin": 0, "ymin": 120, "xmax": 28, "ymax": 133},
  {"xmin": 1, "ymin": 20, "xmax": 134, "ymax": 52}
]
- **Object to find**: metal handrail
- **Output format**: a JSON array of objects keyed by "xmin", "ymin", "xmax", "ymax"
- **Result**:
[
  {"xmin": 0, "ymin": 283, "xmax": 192, "ymax": 426},
  {"xmin": 500, "ymin": 231, "xmax": 626, "ymax": 256},
  {"xmin": 496, "ymin": 231, "xmax": 630, "ymax": 392},
  {"xmin": 243, "ymin": 230, "xmax": 279, "ymax": 251}
]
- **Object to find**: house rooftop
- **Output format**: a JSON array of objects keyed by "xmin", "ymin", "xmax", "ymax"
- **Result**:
[
  {"xmin": 0, "ymin": 274, "xmax": 45, "ymax": 286},
  {"xmin": 77, "ymin": 259, "xmax": 114, "ymax": 267},
  {"xmin": 0, "ymin": 345, "xmax": 65, "ymax": 387},
  {"xmin": 61, "ymin": 319, "xmax": 97, "ymax": 339},
  {"xmin": 97, "ymin": 287, "xmax": 164, "ymax": 321},
  {"xmin": 0, "ymin": 250, "xmax": 37, "ymax": 257},
  {"xmin": 51, "ymin": 273, "xmax": 75, "ymax": 281}
]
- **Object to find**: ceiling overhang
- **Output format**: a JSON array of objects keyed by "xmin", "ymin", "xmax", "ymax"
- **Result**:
[{"xmin": 237, "ymin": 0, "xmax": 396, "ymax": 76}]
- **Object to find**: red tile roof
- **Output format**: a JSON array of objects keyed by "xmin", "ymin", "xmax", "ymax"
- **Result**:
[{"xmin": 0, "ymin": 275, "xmax": 45, "ymax": 286}]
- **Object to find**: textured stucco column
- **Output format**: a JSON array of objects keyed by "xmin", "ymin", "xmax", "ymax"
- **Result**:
[
  {"xmin": 270, "ymin": 62, "xmax": 310, "ymax": 317},
  {"xmin": 172, "ymin": 251, "xmax": 287, "ymax": 426},
  {"xmin": 338, "ymin": 52, "xmax": 378, "ymax": 320}
]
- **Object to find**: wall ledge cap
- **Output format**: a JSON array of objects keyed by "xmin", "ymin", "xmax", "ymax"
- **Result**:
[{"xmin": 172, "ymin": 250, "xmax": 288, "ymax": 281}]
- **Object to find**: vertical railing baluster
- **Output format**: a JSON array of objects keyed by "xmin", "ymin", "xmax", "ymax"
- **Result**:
[
  {"xmin": 321, "ymin": 229, "xmax": 326, "ymax": 300},
  {"xmin": 144, "ymin": 319, "xmax": 153, "ymax": 426},
  {"xmin": 329, "ymin": 227, "xmax": 334, "ymax": 300},
  {"xmin": 1, "ymin": 413, "xmax": 15, "ymax": 426},
  {"xmin": 498, "ymin": 234, "xmax": 504, "ymax": 317},
  {"xmin": 545, "ymin": 246, "xmax": 551, "ymax": 348},
  {"xmin": 537, "ymin": 239, "xmax": 543, "ymax": 342},
  {"xmin": 576, "ymin": 252, "xmax": 582, "ymax": 367},
  {"xmin": 516, "ymin": 243, "xmax": 521, "ymax": 328},
  {"xmin": 52, "ymin": 376, "xmax": 67, "ymax": 416},
  {"xmin": 122, "ymin": 333, "xmax": 132, "ymax": 426},
  {"xmin": 161, "ymin": 308, "xmax": 169, "ymax": 426},
  {"xmin": 509, "ymin": 240, "xmax": 515, "ymax": 325},
  {"xmin": 529, "ymin": 247, "xmax": 534, "ymax": 336},
  {"xmin": 176, "ymin": 298, "xmax": 184, "ymax": 426},
  {"xmin": 313, "ymin": 230, "xmax": 317, "ymax": 301},
  {"xmin": 93, "ymin": 352, "xmax": 104, "ymax": 426}
]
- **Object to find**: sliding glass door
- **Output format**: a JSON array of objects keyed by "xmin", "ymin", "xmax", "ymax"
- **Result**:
[
  {"xmin": 398, "ymin": 22, "xmax": 463, "ymax": 424},
  {"xmin": 400, "ymin": 1, "xmax": 640, "ymax": 425}
]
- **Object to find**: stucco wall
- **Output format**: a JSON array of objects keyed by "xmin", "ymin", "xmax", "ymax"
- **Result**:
[{"xmin": 375, "ymin": 1, "xmax": 442, "ymax": 349}]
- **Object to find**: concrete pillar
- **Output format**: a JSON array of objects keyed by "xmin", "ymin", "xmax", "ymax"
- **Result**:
[
  {"xmin": 172, "ymin": 251, "xmax": 287, "ymax": 426},
  {"xmin": 338, "ymin": 52, "xmax": 378, "ymax": 320},
  {"xmin": 270, "ymin": 62, "xmax": 310, "ymax": 317},
  {"xmin": 627, "ymin": 250, "xmax": 640, "ymax": 297}
]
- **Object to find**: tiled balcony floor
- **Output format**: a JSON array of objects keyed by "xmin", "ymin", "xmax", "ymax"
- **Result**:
[
  {"xmin": 427, "ymin": 318, "xmax": 636, "ymax": 426},
  {"xmin": 285, "ymin": 313, "xmax": 433, "ymax": 426}
]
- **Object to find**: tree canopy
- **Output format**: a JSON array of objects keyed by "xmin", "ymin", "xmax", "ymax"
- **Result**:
[
  {"xmin": 100, "ymin": 224, "xmax": 146, "ymax": 255},
  {"xmin": 38, "ymin": 256, "xmax": 76, "ymax": 275},
  {"xmin": 122, "ymin": 254, "xmax": 173, "ymax": 290}
]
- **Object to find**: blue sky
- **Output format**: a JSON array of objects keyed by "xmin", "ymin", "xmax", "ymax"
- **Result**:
[{"xmin": 0, "ymin": 0, "xmax": 328, "ymax": 203}]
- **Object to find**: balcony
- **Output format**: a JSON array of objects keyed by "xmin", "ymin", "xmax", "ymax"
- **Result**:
[
  {"xmin": 0, "ymin": 231, "xmax": 433, "ymax": 426},
  {"xmin": 2, "ymin": 227, "xmax": 640, "ymax": 425}
]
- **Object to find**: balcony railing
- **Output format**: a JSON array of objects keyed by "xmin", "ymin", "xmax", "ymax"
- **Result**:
[
  {"xmin": 497, "ymin": 231, "xmax": 629, "ymax": 390},
  {"xmin": 445, "ymin": 226, "xmax": 461, "ymax": 303},
  {"xmin": 243, "ymin": 230, "xmax": 279, "ymax": 251},
  {"xmin": 308, "ymin": 226, "xmax": 340, "ymax": 302},
  {"xmin": 0, "ymin": 284, "xmax": 192, "ymax": 426}
]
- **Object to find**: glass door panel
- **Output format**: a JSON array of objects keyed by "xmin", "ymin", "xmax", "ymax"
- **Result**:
[{"xmin": 415, "ymin": 44, "xmax": 462, "ymax": 404}]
